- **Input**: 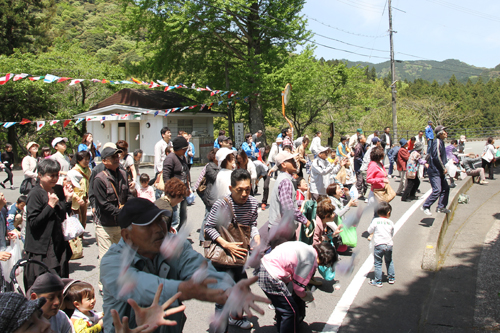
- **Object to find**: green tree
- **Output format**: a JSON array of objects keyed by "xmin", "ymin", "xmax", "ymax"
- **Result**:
[
  {"xmin": 120, "ymin": 0, "xmax": 310, "ymax": 139},
  {"xmin": 0, "ymin": 0, "xmax": 55, "ymax": 55}
]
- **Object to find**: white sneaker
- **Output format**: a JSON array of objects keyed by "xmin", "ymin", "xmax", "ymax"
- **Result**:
[
  {"xmin": 229, "ymin": 317, "xmax": 253, "ymax": 329},
  {"xmin": 364, "ymin": 198, "xmax": 369, "ymax": 203},
  {"xmin": 420, "ymin": 206, "xmax": 432, "ymax": 216}
]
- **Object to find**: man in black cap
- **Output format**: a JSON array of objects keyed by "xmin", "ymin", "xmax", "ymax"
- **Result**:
[
  {"xmin": 101, "ymin": 197, "xmax": 268, "ymax": 333},
  {"xmin": 163, "ymin": 136, "xmax": 191, "ymax": 230},
  {"xmin": 93, "ymin": 145, "xmax": 134, "ymax": 293},
  {"xmin": 0, "ymin": 292, "xmax": 51, "ymax": 333},
  {"xmin": 421, "ymin": 125, "xmax": 450, "ymax": 216},
  {"xmin": 28, "ymin": 272, "xmax": 73, "ymax": 333}
]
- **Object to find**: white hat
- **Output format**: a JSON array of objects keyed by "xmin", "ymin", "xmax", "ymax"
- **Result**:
[
  {"xmin": 51, "ymin": 137, "xmax": 68, "ymax": 148},
  {"xmin": 26, "ymin": 142, "xmax": 39, "ymax": 150},
  {"xmin": 274, "ymin": 151, "xmax": 298, "ymax": 165},
  {"xmin": 216, "ymin": 148, "xmax": 234, "ymax": 163},
  {"xmin": 318, "ymin": 146, "xmax": 331, "ymax": 154},
  {"xmin": 102, "ymin": 142, "xmax": 117, "ymax": 150}
]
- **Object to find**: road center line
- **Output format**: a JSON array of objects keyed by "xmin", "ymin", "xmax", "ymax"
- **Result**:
[{"xmin": 322, "ymin": 189, "xmax": 432, "ymax": 333}]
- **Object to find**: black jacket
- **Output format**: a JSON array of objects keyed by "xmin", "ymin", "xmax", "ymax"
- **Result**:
[
  {"xmin": 380, "ymin": 132, "xmax": 392, "ymax": 149},
  {"xmin": 163, "ymin": 153, "xmax": 190, "ymax": 187},
  {"xmin": 93, "ymin": 168, "xmax": 132, "ymax": 226},
  {"xmin": 428, "ymin": 138, "xmax": 447, "ymax": 176},
  {"xmin": 200, "ymin": 162, "xmax": 219, "ymax": 208},
  {"xmin": 25, "ymin": 185, "xmax": 72, "ymax": 255},
  {"xmin": 88, "ymin": 163, "xmax": 126, "ymax": 208}
]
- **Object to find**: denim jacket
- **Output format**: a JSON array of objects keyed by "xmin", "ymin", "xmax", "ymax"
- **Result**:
[{"xmin": 101, "ymin": 238, "xmax": 234, "ymax": 333}]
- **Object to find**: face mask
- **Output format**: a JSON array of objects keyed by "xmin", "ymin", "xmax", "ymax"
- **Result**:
[{"xmin": 318, "ymin": 265, "xmax": 336, "ymax": 281}]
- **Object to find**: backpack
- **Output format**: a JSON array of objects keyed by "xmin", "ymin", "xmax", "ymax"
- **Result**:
[{"xmin": 406, "ymin": 158, "xmax": 418, "ymax": 179}]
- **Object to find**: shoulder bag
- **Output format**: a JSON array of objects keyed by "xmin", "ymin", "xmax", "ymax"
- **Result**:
[
  {"xmin": 204, "ymin": 197, "xmax": 251, "ymax": 267},
  {"xmin": 372, "ymin": 163, "xmax": 396, "ymax": 202}
]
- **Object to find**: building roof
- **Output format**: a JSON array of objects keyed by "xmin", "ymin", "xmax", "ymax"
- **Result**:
[{"xmin": 89, "ymin": 88, "xmax": 198, "ymax": 111}]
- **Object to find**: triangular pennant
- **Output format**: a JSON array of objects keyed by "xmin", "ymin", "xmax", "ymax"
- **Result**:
[
  {"xmin": 49, "ymin": 120, "xmax": 60, "ymax": 126},
  {"xmin": 44, "ymin": 74, "xmax": 60, "ymax": 83},
  {"xmin": 0, "ymin": 73, "xmax": 13, "ymax": 85},
  {"xmin": 63, "ymin": 120, "xmax": 72, "ymax": 128},
  {"xmin": 20, "ymin": 118, "xmax": 31, "ymax": 125},
  {"xmin": 57, "ymin": 77, "xmax": 72, "ymax": 83},
  {"xmin": 69, "ymin": 79, "xmax": 84, "ymax": 86},
  {"xmin": 36, "ymin": 121, "xmax": 45, "ymax": 131},
  {"xmin": 3, "ymin": 122, "xmax": 16, "ymax": 128},
  {"xmin": 13, "ymin": 73, "xmax": 29, "ymax": 81},
  {"xmin": 75, "ymin": 118, "xmax": 84, "ymax": 125}
]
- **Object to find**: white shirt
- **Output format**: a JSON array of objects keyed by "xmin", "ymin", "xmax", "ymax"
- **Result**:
[
  {"xmin": 367, "ymin": 217, "xmax": 395, "ymax": 246},
  {"xmin": 154, "ymin": 139, "xmax": 171, "ymax": 173},
  {"xmin": 309, "ymin": 136, "xmax": 322, "ymax": 156},
  {"xmin": 268, "ymin": 143, "xmax": 282, "ymax": 164},
  {"xmin": 212, "ymin": 169, "xmax": 233, "ymax": 200},
  {"xmin": 309, "ymin": 158, "xmax": 341, "ymax": 195}
]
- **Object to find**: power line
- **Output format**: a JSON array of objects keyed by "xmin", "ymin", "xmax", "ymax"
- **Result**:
[
  {"xmin": 425, "ymin": 0, "xmax": 500, "ymax": 23},
  {"xmin": 335, "ymin": 0, "xmax": 383, "ymax": 13},
  {"xmin": 305, "ymin": 14, "xmax": 389, "ymax": 38}
]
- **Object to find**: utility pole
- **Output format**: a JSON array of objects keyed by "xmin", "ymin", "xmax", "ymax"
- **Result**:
[{"xmin": 388, "ymin": 0, "xmax": 398, "ymax": 143}]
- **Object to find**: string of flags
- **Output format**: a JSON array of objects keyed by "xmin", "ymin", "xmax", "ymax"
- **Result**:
[
  {"xmin": 0, "ymin": 73, "xmax": 243, "ymax": 98},
  {"xmin": 0, "ymin": 118, "xmax": 85, "ymax": 131}
]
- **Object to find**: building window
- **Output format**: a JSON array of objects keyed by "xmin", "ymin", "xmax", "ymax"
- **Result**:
[{"xmin": 178, "ymin": 119, "xmax": 193, "ymax": 134}]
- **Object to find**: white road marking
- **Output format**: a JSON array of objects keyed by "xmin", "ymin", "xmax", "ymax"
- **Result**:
[{"xmin": 322, "ymin": 189, "xmax": 432, "ymax": 332}]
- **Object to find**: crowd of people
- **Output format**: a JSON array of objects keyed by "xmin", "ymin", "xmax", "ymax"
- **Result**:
[{"xmin": 0, "ymin": 121, "xmax": 497, "ymax": 333}]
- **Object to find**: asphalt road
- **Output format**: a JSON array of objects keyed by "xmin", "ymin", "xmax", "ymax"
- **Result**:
[{"xmin": 1, "ymin": 140, "xmax": 497, "ymax": 333}]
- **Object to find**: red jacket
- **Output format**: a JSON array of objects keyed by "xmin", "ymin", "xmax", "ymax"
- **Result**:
[
  {"xmin": 367, "ymin": 161, "xmax": 387, "ymax": 190},
  {"xmin": 397, "ymin": 148, "xmax": 410, "ymax": 171}
]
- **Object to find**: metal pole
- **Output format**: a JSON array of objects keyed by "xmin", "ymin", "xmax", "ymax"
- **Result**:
[{"xmin": 388, "ymin": 0, "xmax": 398, "ymax": 143}]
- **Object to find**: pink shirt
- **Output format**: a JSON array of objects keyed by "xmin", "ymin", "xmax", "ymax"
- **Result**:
[
  {"xmin": 137, "ymin": 185, "xmax": 155, "ymax": 202},
  {"xmin": 367, "ymin": 161, "xmax": 387, "ymax": 190}
]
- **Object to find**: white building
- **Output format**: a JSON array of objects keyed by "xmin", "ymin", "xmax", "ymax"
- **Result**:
[{"xmin": 74, "ymin": 88, "xmax": 224, "ymax": 163}]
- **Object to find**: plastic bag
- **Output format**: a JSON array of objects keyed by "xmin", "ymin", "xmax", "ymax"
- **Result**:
[
  {"xmin": 339, "ymin": 226, "xmax": 357, "ymax": 248},
  {"xmin": 446, "ymin": 160, "xmax": 457, "ymax": 178},
  {"xmin": 61, "ymin": 214, "xmax": 84, "ymax": 241},
  {"xmin": 349, "ymin": 186, "xmax": 359, "ymax": 201},
  {"xmin": 0, "ymin": 239, "xmax": 23, "ymax": 283},
  {"xmin": 186, "ymin": 193, "xmax": 196, "ymax": 205},
  {"xmin": 318, "ymin": 265, "xmax": 336, "ymax": 281}
]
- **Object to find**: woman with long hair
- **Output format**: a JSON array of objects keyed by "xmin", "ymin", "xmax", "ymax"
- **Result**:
[
  {"xmin": 482, "ymin": 136, "xmax": 499, "ymax": 180},
  {"xmin": 78, "ymin": 133, "xmax": 102, "ymax": 169},
  {"xmin": 236, "ymin": 149, "xmax": 257, "ymax": 195}
]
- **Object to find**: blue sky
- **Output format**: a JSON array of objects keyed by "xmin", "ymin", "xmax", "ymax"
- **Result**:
[{"xmin": 299, "ymin": 0, "xmax": 500, "ymax": 69}]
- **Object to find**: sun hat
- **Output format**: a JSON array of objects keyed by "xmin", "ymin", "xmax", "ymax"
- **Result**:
[
  {"xmin": 274, "ymin": 151, "xmax": 299, "ymax": 165},
  {"xmin": 51, "ymin": 137, "xmax": 68, "ymax": 148},
  {"xmin": 26, "ymin": 142, "xmax": 39, "ymax": 150}
]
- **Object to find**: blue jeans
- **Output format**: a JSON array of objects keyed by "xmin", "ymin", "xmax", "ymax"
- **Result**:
[
  {"xmin": 423, "ymin": 174, "xmax": 449, "ymax": 210},
  {"xmin": 427, "ymin": 139, "xmax": 433, "ymax": 154},
  {"xmin": 388, "ymin": 156, "xmax": 395, "ymax": 175},
  {"xmin": 171, "ymin": 199, "xmax": 188, "ymax": 230},
  {"xmin": 374, "ymin": 244, "xmax": 395, "ymax": 283},
  {"xmin": 155, "ymin": 189, "xmax": 163, "ymax": 200}
]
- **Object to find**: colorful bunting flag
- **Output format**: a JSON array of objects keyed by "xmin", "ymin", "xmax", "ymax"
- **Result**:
[
  {"xmin": 0, "ymin": 74, "xmax": 13, "ymax": 85},
  {"xmin": 3, "ymin": 122, "xmax": 16, "ymax": 128},
  {"xmin": 121, "ymin": 114, "xmax": 130, "ymax": 119},
  {"xmin": 149, "ymin": 81, "xmax": 159, "ymax": 88},
  {"xmin": 188, "ymin": 105, "xmax": 197, "ymax": 109},
  {"xmin": 20, "ymin": 118, "xmax": 31, "ymax": 125},
  {"xmin": 154, "ymin": 110, "xmax": 159, "ymax": 117},
  {"xmin": 57, "ymin": 77, "xmax": 72, "ymax": 83},
  {"xmin": 157, "ymin": 80, "xmax": 168, "ymax": 86},
  {"xmin": 75, "ymin": 118, "xmax": 84, "ymax": 125},
  {"xmin": 63, "ymin": 120, "xmax": 72, "ymax": 128},
  {"xmin": 69, "ymin": 79, "xmax": 85, "ymax": 86},
  {"xmin": 44, "ymin": 74, "xmax": 59, "ymax": 83},
  {"xmin": 49, "ymin": 120, "xmax": 60, "ymax": 126},
  {"xmin": 13, "ymin": 74, "xmax": 29, "ymax": 81},
  {"xmin": 200, "ymin": 104, "xmax": 206, "ymax": 111},
  {"xmin": 36, "ymin": 121, "xmax": 45, "ymax": 131},
  {"xmin": 29, "ymin": 76, "xmax": 43, "ymax": 81}
]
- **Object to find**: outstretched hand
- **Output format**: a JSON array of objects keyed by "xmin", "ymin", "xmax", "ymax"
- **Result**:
[
  {"xmin": 128, "ymin": 284, "xmax": 186, "ymax": 329},
  {"xmin": 110, "ymin": 309, "xmax": 157, "ymax": 333},
  {"xmin": 224, "ymin": 276, "xmax": 271, "ymax": 319}
]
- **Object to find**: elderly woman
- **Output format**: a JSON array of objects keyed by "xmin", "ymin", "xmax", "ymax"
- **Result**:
[
  {"xmin": 67, "ymin": 151, "xmax": 91, "ymax": 230},
  {"xmin": 24, "ymin": 158, "xmax": 74, "ymax": 291},
  {"xmin": 154, "ymin": 177, "xmax": 189, "ymax": 229},
  {"xmin": 78, "ymin": 133, "xmax": 102, "ymax": 169}
]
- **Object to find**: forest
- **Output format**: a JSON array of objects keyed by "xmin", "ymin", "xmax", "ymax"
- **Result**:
[{"xmin": 0, "ymin": 0, "xmax": 499, "ymax": 160}]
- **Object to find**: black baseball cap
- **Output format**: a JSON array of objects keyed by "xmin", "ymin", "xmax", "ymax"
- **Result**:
[
  {"xmin": 117, "ymin": 198, "xmax": 172, "ymax": 229},
  {"xmin": 101, "ymin": 147, "xmax": 122, "ymax": 159}
]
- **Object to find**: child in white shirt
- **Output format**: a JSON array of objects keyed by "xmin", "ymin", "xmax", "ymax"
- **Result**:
[
  {"xmin": 137, "ymin": 173, "xmax": 155, "ymax": 202},
  {"xmin": 367, "ymin": 201, "xmax": 395, "ymax": 287}
]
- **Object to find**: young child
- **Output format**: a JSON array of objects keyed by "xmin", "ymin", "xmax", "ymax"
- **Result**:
[
  {"xmin": 295, "ymin": 177, "xmax": 308, "ymax": 204},
  {"xmin": 67, "ymin": 281, "xmax": 104, "ymax": 333},
  {"xmin": 367, "ymin": 201, "xmax": 395, "ymax": 287},
  {"xmin": 137, "ymin": 173, "xmax": 155, "ymax": 202}
]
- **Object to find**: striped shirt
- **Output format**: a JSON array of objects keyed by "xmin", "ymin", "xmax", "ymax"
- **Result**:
[{"xmin": 204, "ymin": 194, "xmax": 259, "ymax": 241}]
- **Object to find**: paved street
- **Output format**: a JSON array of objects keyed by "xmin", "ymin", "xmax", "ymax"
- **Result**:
[{"xmin": 1, "ymin": 140, "xmax": 499, "ymax": 332}]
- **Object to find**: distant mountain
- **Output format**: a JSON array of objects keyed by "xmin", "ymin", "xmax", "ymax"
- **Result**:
[{"xmin": 340, "ymin": 59, "xmax": 498, "ymax": 84}]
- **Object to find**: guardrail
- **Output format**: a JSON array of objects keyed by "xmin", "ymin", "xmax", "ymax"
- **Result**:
[{"xmin": 344, "ymin": 127, "xmax": 500, "ymax": 142}]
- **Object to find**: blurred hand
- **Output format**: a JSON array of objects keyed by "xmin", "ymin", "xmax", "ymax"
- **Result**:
[
  {"xmin": 48, "ymin": 193, "xmax": 59, "ymax": 208},
  {"xmin": 178, "ymin": 270, "xmax": 226, "ymax": 304},
  {"xmin": 128, "ymin": 284, "xmax": 186, "ymax": 329},
  {"xmin": 110, "ymin": 309, "xmax": 157, "ymax": 333},
  {"xmin": 223, "ymin": 276, "xmax": 270, "ymax": 318},
  {"xmin": 0, "ymin": 251, "xmax": 11, "ymax": 261}
]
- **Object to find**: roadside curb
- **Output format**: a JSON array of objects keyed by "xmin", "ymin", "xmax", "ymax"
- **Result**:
[{"xmin": 421, "ymin": 176, "xmax": 473, "ymax": 271}]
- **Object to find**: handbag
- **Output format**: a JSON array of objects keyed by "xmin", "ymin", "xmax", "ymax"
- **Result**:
[
  {"xmin": 61, "ymin": 214, "xmax": 85, "ymax": 241},
  {"xmin": 406, "ymin": 158, "xmax": 417, "ymax": 180},
  {"xmin": 373, "ymin": 183, "xmax": 396, "ymax": 202},
  {"xmin": 196, "ymin": 176, "xmax": 207, "ymax": 197},
  {"xmin": 204, "ymin": 198, "xmax": 251, "ymax": 267},
  {"xmin": 69, "ymin": 237, "xmax": 83, "ymax": 260},
  {"xmin": 154, "ymin": 172, "xmax": 165, "ymax": 191},
  {"xmin": 19, "ymin": 178, "xmax": 35, "ymax": 195},
  {"xmin": 339, "ymin": 226, "xmax": 357, "ymax": 248}
]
